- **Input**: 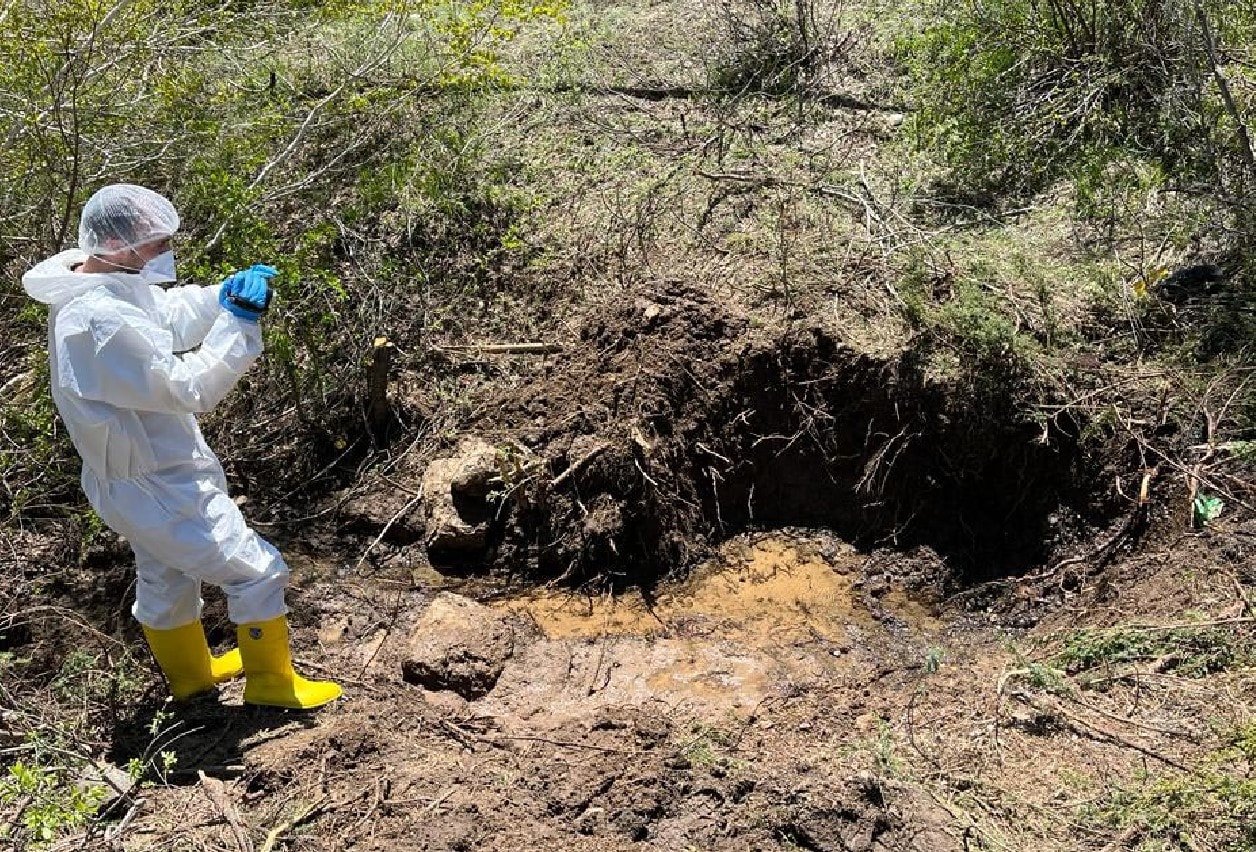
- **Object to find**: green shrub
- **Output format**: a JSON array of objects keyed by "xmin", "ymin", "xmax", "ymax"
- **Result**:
[
  {"xmin": 1056, "ymin": 625, "xmax": 1254, "ymax": 678},
  {"xmin": 0, "ymin": 761, "xmax": 103, "ymax": 846},
  {"xmin": 1084, "ymin": 723, "xmax": 1256, "ymax": 849},
  {"xmin": 896, "ymin": 0, "xmax": 1255, "ymax": 207},
  {"xmin": 0, "ymin": 0, "xmax": 566, "ymax": 519}
]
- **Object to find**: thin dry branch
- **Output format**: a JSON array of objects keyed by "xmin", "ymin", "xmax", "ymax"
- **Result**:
[
  {"xmin": 1196, "ymin": 2, "xmax": 1256, "ymax": 181},
  {"xmin": 436, "ymin": 343, "xmax": 563, "ymax": 355},
  {"xmin": 199, "ymin": 772, "xmax": 253, "ymax": 852}
]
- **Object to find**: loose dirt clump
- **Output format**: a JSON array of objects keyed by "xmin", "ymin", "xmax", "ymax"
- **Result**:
[
  {"xmin": 401, "ymin": 592, "xmax": 522, "ymax": 699},
  {"xmin": 420, "ymin": 438, "xmax": 502, "ymax": 560}
]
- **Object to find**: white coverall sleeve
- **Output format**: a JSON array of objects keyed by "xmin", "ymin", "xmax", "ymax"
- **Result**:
[
  {"xmin": 150, "ymin": 284, "xmax": 223, "ymax": 352},
  {"xmin": 57, "ymin": 307, "xmax": 263, "ymax": 415}
]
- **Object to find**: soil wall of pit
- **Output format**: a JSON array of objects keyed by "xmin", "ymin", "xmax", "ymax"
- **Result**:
[{"xmin": 435, "ymin": 285, "xmax": 1106, "ymax": 589}]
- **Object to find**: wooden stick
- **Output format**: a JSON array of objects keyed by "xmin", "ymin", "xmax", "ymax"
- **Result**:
[
  {"xmin": 170, "ymin": 764, "xmax": 245, "ymax": 781},
  {"xmin": 1009, "ymin": 691, "xmax": 1187, "ymax": 771},
  {"xmin": 367, "ymin": 336, "xmax": 395, "ymax": 439},
  {"xmin": 258, "ymin": 799, "xmax": 328, "ymax": 852},
  {"xmin": 437, "ymin": 343, "xmax": 562, "ymax": 355},
  {"xmin": 1111, "ymin": 617, "xmax": 1256, "ymax": 631},
  {"xmin": 104, "ymin": 796, "xmax": 146, "ymax": 842},
  {"xmin": 1138, "ymin": 466, "xmax": 1155, "ymax": 504},
  {"xmin": 492, "ymin": 734, "xmax": 638, "ymax": 754},
  {"xmin": 199, "ymin": 772, "xmax": 253, "ymax": 852}
]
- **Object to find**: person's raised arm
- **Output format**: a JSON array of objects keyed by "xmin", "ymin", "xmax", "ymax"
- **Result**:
[
  {"xmin": 150, "ymin": 282, "xmax": 223, "ymax": 352},
  {"xmin": 56, "ymin": 303, "xmax": 262, "ymax": 414}
]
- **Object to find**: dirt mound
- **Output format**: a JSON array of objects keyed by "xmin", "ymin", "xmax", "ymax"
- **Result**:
[{"xmin": 445, "ymin": 283, "xmax": 1097, "ymax": 589}]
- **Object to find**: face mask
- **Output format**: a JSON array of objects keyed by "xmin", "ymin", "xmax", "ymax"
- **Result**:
[{"xmin": 140, "ymin": 249, "xmax": 177, "ymax": 284}]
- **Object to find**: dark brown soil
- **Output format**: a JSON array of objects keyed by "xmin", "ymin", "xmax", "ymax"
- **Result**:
[
  {"xmin": 94, "ymin": 518, "xmax": 1255, "ymax": 852},
  {"xmin": 355, "ymin": 282, "xmax": 1108, "ymax": 592}
]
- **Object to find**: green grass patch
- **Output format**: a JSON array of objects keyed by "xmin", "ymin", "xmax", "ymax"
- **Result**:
[
  {"xmin": 1055, "ymin": 625, "xmax": 1255, "ymax": 679},
  {"xmin": 1082, "ymin": 723, "xmax": 1256, "ymax": 850}
]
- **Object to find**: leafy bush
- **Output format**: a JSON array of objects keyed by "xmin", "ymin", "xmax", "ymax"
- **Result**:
[
  {"xmin": 0, "ymin": 761, "xmax": 103, "ymax": 846},
  {"xmin": 708, "ymin": 0, "xmax": 850, "ymax": 98},
  {"xmin": 1056, "ymin": 625, "xmax": 1254, "ymax": 678},
  {"xmin": 0, "ymin": 0, "xmax": 566, "ymax": 520},
  {"xmin": 897, "ymin": 0, "xmax": 1256, "ymax": 207},
  {"xmin": 1084, "ymin": 723, "xmax": 1256, "ymax": 849}
]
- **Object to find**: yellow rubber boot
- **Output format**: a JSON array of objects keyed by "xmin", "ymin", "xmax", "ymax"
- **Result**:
[
  {"xmin": 142, "ymin": 621, "xmax": 244, "ymax": 701},
  {"xmin": 237, "ymin": 616, "xmax": 341, "ymax": 709}
]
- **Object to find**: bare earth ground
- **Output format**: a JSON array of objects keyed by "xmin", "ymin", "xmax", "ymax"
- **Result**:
[{"xmin": 111, "ymin": 524, "xmax": 1255, "ymax": 852}]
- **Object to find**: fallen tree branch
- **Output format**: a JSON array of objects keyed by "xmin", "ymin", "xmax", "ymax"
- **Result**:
[
  {"xmin": 199, "ymin": 772, "xmax": 253, "ymax": 852},
  {"xmin": 170, "ymin": 764, "xmax": 245, "ymax": 782},
  {"xmin": 258, "ymin": 798, "xmax": 329, "ymax": 852},
  {"xmin": 352, "ymin": 80, "xmax": 908, "ymax": 112},
  {"xmin": 1104, "ymin": 616, "xmax": 1256, "ymax": 632},
  {"xmin": 1007, "ymin": 690, "xmax": 1188, "ymax": 771},
  {"xmin": 1060, "ymin": 693, "xmax": 1201, "ymax": 740},
  {"xmin": 436, "ymin": 343, "xmax": 562, "ymax": 355},
  {"xmin": 558, "ymin": 83, "xmax": 906, "ymax": 113},
  {"xmin": 492, "ymin": 734, "xmax": 639, "ymax": 754},
  {"xmin": 103, "ymin": 796, "xmax": 146, "ymax": 843}
]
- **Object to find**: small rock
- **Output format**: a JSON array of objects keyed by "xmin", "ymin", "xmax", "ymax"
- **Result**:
[
  {"xmin": 636, "ymin": 298, "xmax": 665, "ymax": 324},
  {"xmin": 77, "ymin": 762, "xmax": 135, "ymax": 814},
  {"xmin": 575, "ymin": 805, "xmax": 606, "ymax": 834},
  {"xmin": 318, "ymin": 617, "xmax": 351, "ymax": 646},
  {"xmin": 401, "ymin": 593, "xmax": 516, "ymax": 699},
  {"xmin": 422, "ymin": 689, "xmax": 471, "ymax": 716}
]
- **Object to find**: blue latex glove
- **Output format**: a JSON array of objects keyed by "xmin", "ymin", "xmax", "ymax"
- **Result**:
[{"xmin": 219, "ymin": 264, "xmax": 277, "ymax": 322}]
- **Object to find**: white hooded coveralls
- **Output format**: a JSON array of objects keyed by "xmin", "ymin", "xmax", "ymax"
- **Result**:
[{"xmin": 22, "ymin": 249, "xmax": 289, "ymax": 628}]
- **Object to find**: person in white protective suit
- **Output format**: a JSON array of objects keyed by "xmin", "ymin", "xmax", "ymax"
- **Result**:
[{"xmin": 21, "ymin": 184, "xmax": 340, "ymax": 709}]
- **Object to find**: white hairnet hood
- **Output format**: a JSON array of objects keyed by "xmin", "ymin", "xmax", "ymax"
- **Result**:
[
  {"xmin": 78, "ymin": 184, "xmax": 180, "ymax": 255},
  {"xmin": 22, "ymin": 249, "xmax": 114, "ymax": 308}
]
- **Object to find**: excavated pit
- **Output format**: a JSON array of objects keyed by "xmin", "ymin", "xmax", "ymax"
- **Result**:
[{"xmin": 439, "ymin": 285, "xmax": 1104, "ymax": 593}]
